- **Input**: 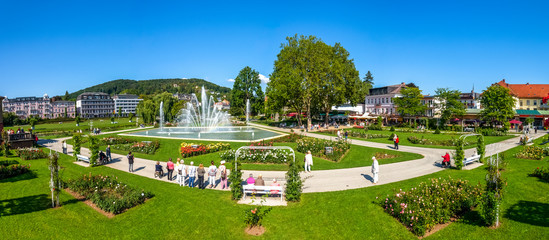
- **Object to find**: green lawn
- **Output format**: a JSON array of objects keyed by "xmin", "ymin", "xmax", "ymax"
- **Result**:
[
  {"xmin": 5, "ymin": 117, "xmax": 142, "ymax": 139},
  {"xmin": 1, "ymin": 134, "xmax": 548, "ymax": 239},
  {"xmin": 72, "ymin": 133, "xmax": 423, "ymax": 171},
  {"xmin": 318, "ymin": 129, "xmax": 517, "ymax": 150}
]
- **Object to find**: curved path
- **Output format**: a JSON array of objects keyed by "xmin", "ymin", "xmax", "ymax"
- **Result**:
[{"xmin": 40, "ymin": 126, "xmax": 547, "ymax": 194}]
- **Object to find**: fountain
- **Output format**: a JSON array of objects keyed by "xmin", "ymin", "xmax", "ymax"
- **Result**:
[
  {"xmin": 125, "ymin": 86, "xmax": 283, "ymax": 142},
  {"xmin": 246, "ymin": 99, "xmax": 250, "ymax": 124}
]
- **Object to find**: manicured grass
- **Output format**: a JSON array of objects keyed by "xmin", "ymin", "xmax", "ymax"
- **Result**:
[
  {"xmin": 74, "ymin": 134, "xmax": 423, "ymax": 171},
  {"xmin": 318, "ymin": 129, "xmax": 517, "ymax": 150},
  {"xmin": 4, "ymin": 117, "xmax": 141, "ymax": 139},
  {"xmin": 1, "ymin": 135, "xmax": 548, "ymax": 239}
]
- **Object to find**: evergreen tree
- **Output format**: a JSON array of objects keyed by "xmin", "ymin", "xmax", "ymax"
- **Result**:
[{"xmin": 230, "ymin": 66, "xmax": 265, "ymax": 116}]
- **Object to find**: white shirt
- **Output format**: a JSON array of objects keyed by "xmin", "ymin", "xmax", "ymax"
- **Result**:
[
  {"xmin": 178, "ymin": 164, "xmax": 186, "ymax": 176},
  {"xmin": 208, "ymin": 165, "xmax": 217, "ymax": 176},
  {"xmin": 372, "ymin": 160, "xmax": 379, "ymax": 174},
  {"xmin": 188, "ymin": 166, "xmax": 197, "ymax": 177},
  {"xmin": 305, "ymin": 153, "xmax": 313, "ymax": 165}
]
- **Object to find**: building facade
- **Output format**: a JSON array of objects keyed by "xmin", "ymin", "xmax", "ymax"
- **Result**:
[
  {"xmin": 421, "ymin": 95, "xmax": 441, "ymax": 118},
  {"xmin": 2, "ymin": 94, "xmax": 52, "ymax": 119},
  {"xmin": 496, "ymin": 79, "xmax": 549, "ymax": 111},
  {"xmin": 113, "ymin": 94, "xmax": 142, "ymax": 116},
  {"xmin": 76, "ymin": 92, "xmax": 114, "ymax": 118},
  {"xmin": 364, "ymin": 82, "xmax": 407, "ymax": 116},
  {"xmin": 51, "ymin": 101, "xmax": 76, "ymax": 118}
]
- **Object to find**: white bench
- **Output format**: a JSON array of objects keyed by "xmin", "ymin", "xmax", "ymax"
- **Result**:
[
  {"xmin": 463, "ymin": 155, "xmax": 481, "ymax": 166},
  {"xmin": 243, "ymin": 185, "xmax": 284, "ymax": 201},
  {"xmin": 76, "ymin": 154, "xmax": 90, "ymax": 163}
]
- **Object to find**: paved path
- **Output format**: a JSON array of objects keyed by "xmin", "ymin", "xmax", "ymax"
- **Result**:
[{"xmin": 40, "ymin": 126, "xmax": 547, "ymax": 194}]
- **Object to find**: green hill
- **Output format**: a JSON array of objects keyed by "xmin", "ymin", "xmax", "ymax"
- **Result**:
[{"xmin": 68, "ymin": 78, "xmax": 231, "ymax": 99}]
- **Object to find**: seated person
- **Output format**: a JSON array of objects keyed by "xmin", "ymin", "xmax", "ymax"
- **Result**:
[
  {"xmin": 155, "ymin": 161, "xmax": 164, "ymax": 178},
  {"xmin": 441, "ymin": 152, "xmax": 450, "ymax": 167},
  {"xmin": 255, "ymin": 174, "xmax": 265, "ymax": 186},
  {"xmin": 99, "ymin": 151, "xmax": 107, "ymax": 164},
  {"xmin": 246, "ymin": 174, "xmax": 255, "ymax": 185},
  {"xmin": 270, "ymin": 179, "xmax": 280, "ymax": 195}
]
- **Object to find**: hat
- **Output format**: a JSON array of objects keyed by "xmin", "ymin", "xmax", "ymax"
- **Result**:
[
  {"xmin": 190, "ymin": 161, "xmax": 194, "ymax": 165},
  {"xmin": 220, "ymin": 160, "xmax": 225, "ymax": 164},
  {"xmin": 372, "ymin": 156, "xmax": 376, "ymax": 160},
  {"xmin": 180, "ymin": 160, "xmax": 184, "ymax": 164}
]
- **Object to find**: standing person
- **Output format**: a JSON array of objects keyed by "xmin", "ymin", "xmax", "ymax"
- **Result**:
[
  {"xmin": 62, "ymin": 141, "xmax": 67, "ymax": 154},
  {"xmin": 197, "ymin": 164, "xmax": 206, "ymax": 189},
  {"xmin": 188, "ymin": 162, "xmax": 196, "ymax": 188},
  {"xmin": 344, "ymin": 131, "xmax": 348, "ymax": 142},
  {"xmin": 304, "ymin": 150, "xmax": 313, "ymax": 173},
  {"xmin": 177, "ymin": 159, "xmax": 186, "ymax": 186},
  {"xmin": 393, "ymin": 134, "xmax": 399, "ymax": 150},
  {"xmin": 127, "ymin": 152, "xmax": 134, "ymax": 172},
  {"xmin": 371, "ymin": 156, "xmax": 379, "ymax": 184},
  {"xmin": 106, "ymin": 145, "xmax": 111, "ymax": 162},
  {"xmin": 166, "ymin": 158, "xmax": 175, "ymax": 181},
  {"xmin": 218, "ymin": 160, "xmax": 228, "ymax": 189},
  {"xmin": 337, "ymin": 130, "xmax": 341, "ymax": 140},
  {"xmin": 207, "ymin": 161, "xmax": 217, "ymax": 188}
]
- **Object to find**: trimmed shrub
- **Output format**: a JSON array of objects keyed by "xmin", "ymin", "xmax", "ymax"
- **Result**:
[
  {"xmin": 229, "ymin": 161, "xmax": 243, "ymax": 200},
  {"xmin": 285, "ymin": 159, "xmax": 302, "ymax": 202},
  {"xmin": 16, "ymin": 148, "xmax": 48, "ymax": 160},
  {"xmin": 390, "ymin": 126, "xmax": 395, "ymax": 132},
  {"xmin": 454, "ymin": 138, "xmax": 465, "ymax": 170},
  {"xmin": 531, "ymin": 167, "xmax": 549, "ymax": 181}
]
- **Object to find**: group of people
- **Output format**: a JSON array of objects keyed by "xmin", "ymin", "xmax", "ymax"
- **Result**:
[
  {"xmin": 6, "ymin": 128, "xmax": 25, "ymax": 135},
  {"xmin": 153, "ymin": 159, "xmax": 229, "ymax": 189},
  {"xmin": 92, "ymin": 128, "xmax": 102, "ymax": 135},
  {"xmin": 336, "ymin": 130, "xmax": 348, "ymax": 141},
  {"xmin": 246, "ymin": 174, "xmax": 281, "ymax": 195},
  {"xmin": 393, "ymin": 134, "xmax": 399, "ymax": 150}
]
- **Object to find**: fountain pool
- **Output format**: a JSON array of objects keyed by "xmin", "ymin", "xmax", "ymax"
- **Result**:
[{"xmin": 122, "ymin": 126, "xmax": 284, "ymax": 142}]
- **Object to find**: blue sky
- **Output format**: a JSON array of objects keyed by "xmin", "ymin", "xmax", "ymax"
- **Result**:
[{"xmin": 1, "ymin": 0, "xmax": 548, "ymax": 98}]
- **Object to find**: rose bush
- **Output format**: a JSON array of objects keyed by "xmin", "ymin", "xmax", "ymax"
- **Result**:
[
  {"xmin": 16, "ymin": 148, "xmax": 48, "ymax": 160},
  {"xmin": 379, "ymin": 177, "xmax": 482, "ymax": 236},
  {"xmin": 180, "ymin": 142, "xmax": 230, "ymax": 158},
  {"xmin": 531, "ymin": 167, "xmax": 549, "ymax": 181},
  {"xmin": 515, "ymin": 145, "xmax": 545, "ymax": 160},
  {"xmin": 112, "ymin": 141, "xmax": 160, "ymax": 155},
  {"xmin": 0, "ymin": 164, "xmax": 31, "ymax": 179},
  {"xmin": 66, "ymin": 174, "xmax": 154, "ymax": 214},
  {"xmin": 296, "ymin": 138, "xmax": 350, "ymax": 162}
]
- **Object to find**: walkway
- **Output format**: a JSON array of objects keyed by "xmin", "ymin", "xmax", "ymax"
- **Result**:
[{"xmin": 40, "ymin": 126, "xmax": 547, "ymax": 194}]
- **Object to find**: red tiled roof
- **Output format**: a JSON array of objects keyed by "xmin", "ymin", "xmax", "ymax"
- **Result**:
[{"xmin": 495, "ymin": 79, "xmax": 549, "ymax": 98}]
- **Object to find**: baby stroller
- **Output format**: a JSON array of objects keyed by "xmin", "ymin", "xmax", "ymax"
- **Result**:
[{"xmin": 99, "ymin": 151, "xmax": 107, "ymax": 165}]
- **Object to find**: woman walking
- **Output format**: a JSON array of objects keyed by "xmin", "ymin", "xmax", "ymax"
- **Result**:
[
  {"xmin": 127, "ymin": 152, "xmax": 134, "ymax": 172},
  {"xmin": 166, "ymin": 158, "xmax": 175, "ymax": 181},
  {"xmin": 218, "ymin": 160, "xmax": 228, "ymax": 189},
  {"xmin": 197, "ymin": 163, "xmax": 206, "ymax": 189}
]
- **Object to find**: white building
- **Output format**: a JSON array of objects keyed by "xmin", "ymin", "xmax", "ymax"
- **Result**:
[
  {"xmin": 332, "ymin": 103, "xmax": 364, "ymax": 115},
  {"xmin": 113, "ymin": 94, "xmax": 142, "ymax": 116},
  {"xmin": 364, "ymin": 83, "xmax": 407, "ymax": 116}
]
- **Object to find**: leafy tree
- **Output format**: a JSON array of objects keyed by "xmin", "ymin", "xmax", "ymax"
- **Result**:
[
  {"xmin": 435, "ymin": 88, "xmax": 466, "ymax": 125},
  {"xmin": 64, "ymin": 107, "xmax": 68, "ymax": 118},
  {"xmin": 229, "ymin": 161, "xmax": 243, "ymax": 200},
  {"xmin": 525, "ymin": 117, "xmax": 534, "ymax": 126},
  {"xmin": 477, "ymin": 135, "xmax": 485, "ymax": 163},
  {"xmin": 393, "ymin": 87, "xmax": 427, "ymax": 120},
  {"xmin": 128, "ymin": 113, "xmax": 134, "ymax": 122},
  {"xmin": 72, "ymin": 133, "xmax": 82, "ymax": 160},
  {"xmin": 63, "ymin": 91, "xmax": 70, "ymax": 101},
  {"xmin": 285, "ymin": 159, "xmax": 302, "ymax": 202},
  {"xmin": 480, "ymin": 85, "xmax": 516, "ymax": 126},
  {"xmin": 136, "ymin": 99, "xmax": 156, "ymax": 124},
  {"xmin": 75, "ymin": 116, "xmax": 81, "ymax": 126},
  {"xmin": 454, "ymin": 138, "xmax": 465, "ymax": 170},
  {"xmin": 230, "ymin": 66, "xmax": 265, "ymax": 117},
  {"xmin": 153, "ymin": 92, "xmax": 182, "ymax": 123},
  {"xmin": 29, "ymin": 118, "xmax": 38, "ymax": 130},
  {"xmin": 88, "ymin": 135, "xmax": 99, "ymax": 167},
  {"xmin": 110, "ymin": 116, "xmax": 115, "ymax": 123}
]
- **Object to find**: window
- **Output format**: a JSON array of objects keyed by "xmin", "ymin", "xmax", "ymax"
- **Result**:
[
  {"xmin": 526, "ymin": 100, "xmax": 530, "ymax": 105},
  {"xmin": 520, "ymin": 101, "xmax": 523, "ymax": 106},
  {"xmin": 533, "ymin": 100, "xmax": 537, "ymax": 105}
]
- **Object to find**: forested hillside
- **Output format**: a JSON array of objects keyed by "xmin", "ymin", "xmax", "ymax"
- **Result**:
[{"xmin": 68, "ymin": 78, "xmax": 231, "ymax": 99}]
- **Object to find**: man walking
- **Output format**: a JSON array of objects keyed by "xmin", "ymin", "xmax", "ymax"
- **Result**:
[
  {"xmin": 127, "ymin": 151, "xmax": 134, "ymax": 172},
  {"xmin": 106, "ymin": 145, "xmax": 111, "ymax": 162},
  {"xmin": 393, "ymin": 134, "xmax": 399, "ymax": 150},
  {"xmin": 304, "ymin": 150, "xmax": 313, "ymax": 173},
  {"xmin": 371, "ymin": 156, "xmax": 379, "ymax": 184}
]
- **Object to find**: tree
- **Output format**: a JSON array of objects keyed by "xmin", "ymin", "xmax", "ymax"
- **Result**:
[
  {"xmin": 435, "ymin": 88, "xmax": 466, "ymax": 125},
  {"xmin": 75, "ymin": 116, "xmax": 81, "ymax": 126},
  {"xmin": 136, "ymin": 99, "xmax": 156, "ymax": 124},
  {"xmin": 393, "ymin": 87, "xmax": 427, "ymax": 120},
  {"xmin": 357, "ymin": 71, "xmax": 374, "ymax": 104},
  {"xmin": 230, "ymin": 66, "xmax": 265, "ymax": 117},
  {"xmin": 454, "ymin": 138, "xmax": 465, "ymax": 170},
  {"xmin": 128, "ymin": 112, "xmax": 134, "ymax": 122},
  {"xmin": 285, "ymin": 159, "xmax": 302, "ymax": 202},
  {"xmin": 64, "ymin": 107, "xmax": 68, "ymax": 118},
  {"xmin": 153, "ymin": 92, "xmax": 182, "ymax": 123},
  {"xmin": 229, "ymin": 161, "xmax": 243, "ymax": 200},
  {"xmin": 29, "ymin": 118, "xmax": 37, "ymax": 130},
  {"xmin": 88, "ymin": 135, "xmax": 99, "ymax": 167},
  {"xmin": 63, "ymin": 91, "xmax": 70, "ymax": 101},
  {"xmin": 480, "ymin": 85, "xmax": 516, "ymax": 127},
  {"xmin": 72, "ymin": 133, "xmax": 82, "ymax": 160}
]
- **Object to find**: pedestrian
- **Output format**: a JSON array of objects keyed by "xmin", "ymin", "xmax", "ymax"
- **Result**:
[
  {"xmin": 344, "ymin": 130, "xmax": 348, "ymax": 141},
  {"xmin": 188, "ymin": 162, "xmax": 196, "ymax": 187},
  {"xmin": 62, "ymin": 141, "xmax": 67, "ymax": 154},
  {"xmin": 219, "ymin": 160, "xmax": 228, "ymax": 189},
  {"xmin": 155, "ymin": 161, "xmax": 163, "ymax": 178},
  {"xmin": 127, "ymin": 151, "xmax": 134, "ymax": 172},
  {"xmin": 304, "ymin": 150, "xmax": 313, "ymax": 173},
  {"xmin": 371, "ymin": 156, "xmax": 379, "ymax": 184},
  {"xmin": 197, "ymin": 163, "xmax": 206, "ymax": 189},
  {"xmin": 208, "ymin": 161, "xmax": 217, "ymax": 188},
  {"xmin": 337, "ymin": 130, "xmax": 341, "ymax": 140},
  {"xmin": 393, "ymin": 134, "xmax": 399, "ymax": 150},
  {"xmin": 166, "ymin": 158, "xmax": 175, "ymax": 181},
  {"xmin": 106, "ymin": 145, "xmax": 111, "ymax": 162},
  {"xmin": 535, "ymin": 127, "xmax": 538, "ymax": 134},
  {"xmin": 177, "ymin": 159, "xmax": 186, "ymax": 186}
]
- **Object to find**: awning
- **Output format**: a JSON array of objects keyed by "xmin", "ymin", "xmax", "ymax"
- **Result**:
[{"xmin": 509, "ymin": 119, "xmax": 522, "ymax": 124}]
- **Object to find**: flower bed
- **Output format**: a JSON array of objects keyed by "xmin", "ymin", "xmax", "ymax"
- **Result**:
[
  {"xmin": 0, "ymin": 164, "xmax": 31, "ymax": 179},
  {"xmin": 374, "ymin": 152, "xmax": 398, "ymax": 159},
  {"xmin": 515, "ymin": 146, "xmax": 545, "ymax": 160},
  {"xmin": 379, "ymin": 177, "xmax": 482, "ymax": 236},
  {"xmin": 296, "ymin": 138, "xmax": 350, "ymax": 162},
  {"xmin": 180, "ymin": 142, "xmax": 231, "ymax": 158},
  {"xmin": 220, "ymin": 148, "xmax": 293, "ymax": 164},
  {"xmin": 531, "ymin": 167, "xmax": 549, "ymax": 181},
  {"xmin": 112, "ymin": 141, "xmax": 160, "ymax": 154},
  {"xmin": 16, "ymin": 148, "xmax": 49, "ymax": 160},
  {"xmin": 322, "ymin": 129, "xmax": 388, "ymax": 139},
  {"xmin": 65, "ymin": 174, "xmax": 154, "ymax": 214},
  {"xmin": 101, "ymin": 136, "xmax": 134, "ymax": 145},
  {"xmin": 407, "ymin": 136, "xmax": 473, "ymax": 147}
]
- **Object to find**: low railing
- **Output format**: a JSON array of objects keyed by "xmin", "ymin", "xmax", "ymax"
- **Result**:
[{"xmin": 8, "ymin": 133, "xmax": 34, "ymax": 141}]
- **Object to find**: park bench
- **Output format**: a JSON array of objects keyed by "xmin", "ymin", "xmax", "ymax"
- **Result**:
[
  {"xmin": 76, "ymin": 154, "xmax": 90, "ymax": 163},
  {"xmin": 463, "ymin": 154, "xmax": 481, "ymax": 166},
  {"xmin": 243, "ymin": 185, "xmax": 284, "ymax": 201},
  {"xmin": 464, "ymin": 127, "xmax": 474, "ymax": 132}
]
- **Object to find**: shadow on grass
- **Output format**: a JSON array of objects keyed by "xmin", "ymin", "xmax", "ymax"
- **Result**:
[
  {"xmin": 0, "ymin": 171, "xmax": 38, "ymax": 183},
  {"xmin": 504, "ymin": 200, "xmax": 549, "ymax": 227},
  {"xmin": 0, "ymin": 194, "xmax": 50, "ymax": 217},
  {"xmin": 459, "ymin": 209, "xmax": 485, "ymax": 227}
]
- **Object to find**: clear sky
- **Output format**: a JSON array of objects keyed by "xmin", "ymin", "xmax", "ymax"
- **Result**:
[{"xmin": 1, "ymin": 0, "xmax": 547, "ymax": 98}]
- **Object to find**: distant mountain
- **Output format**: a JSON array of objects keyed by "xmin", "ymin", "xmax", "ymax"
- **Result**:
[{"xmin": 68, "ymin": 78, "xmax": 231, "ymax": 99}]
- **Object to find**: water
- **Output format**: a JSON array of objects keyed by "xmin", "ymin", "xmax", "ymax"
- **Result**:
[
  {"xmin": 173, "ymin": 86, "xmax": 230, "ymax": 131},
  {"xmin": 126, "ymin": 126, "xmax": 282, "ymax": 142},
  {"xmin": 159, "ymin": 101, "xmax": 164, "ymax": 131},
  {"xmin": 246, "ymin": 98, "xmax": 250, "ymax": 124}
]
